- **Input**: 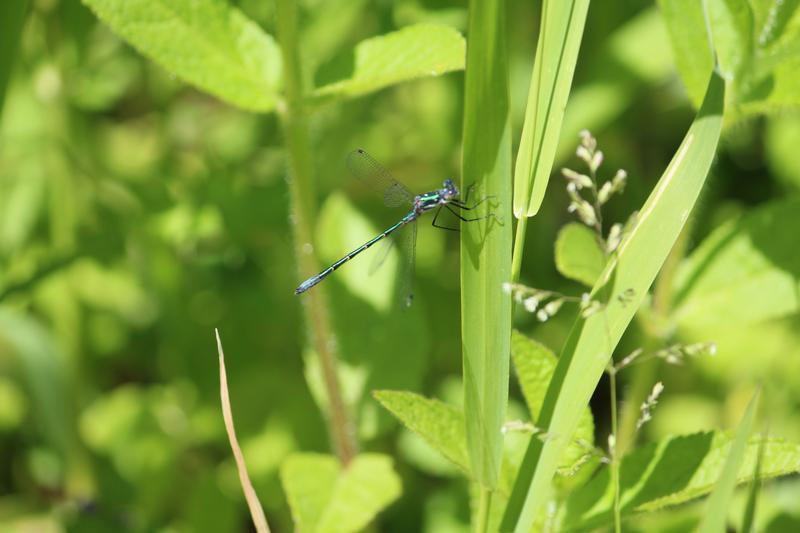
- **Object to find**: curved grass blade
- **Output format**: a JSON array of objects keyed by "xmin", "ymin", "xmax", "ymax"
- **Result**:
[
  {"xmin": 502, "ymin": 71, "xmax": 725, "ymax": 532},
  {"xmin": 215, "ymin": 330, "xmax": 271, "ymax": 533},
  {"xmin": 698, "ymin": 389, "xmax": 760, "ymax": 533},
  {"xmin": 513, "ymin": 0, "xmax": 591, "ymax": 218}
]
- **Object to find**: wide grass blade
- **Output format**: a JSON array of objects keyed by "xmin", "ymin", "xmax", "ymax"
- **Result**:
[
  {"xmin": 460, "ymin": 0, "xmax": 512, "ymax": 490},
  {"xmin": 697, "ymin": 390, "xmax": 761, "ymax": 533},
  {"xmin": 502, "ymin": 72, "xmax": 725, "ymax": 532},
  {"xmin": 513, "ymin": 0, "xmax": 590, "ymax": 218}
]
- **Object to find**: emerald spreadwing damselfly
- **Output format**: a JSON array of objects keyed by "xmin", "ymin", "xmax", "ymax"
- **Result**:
[{"xmin": 294, "ymin": 149, "xmax": 494, "ymax": 305}]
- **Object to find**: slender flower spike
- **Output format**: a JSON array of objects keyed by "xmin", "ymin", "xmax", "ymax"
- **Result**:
[
  {"xmin": 590, "ymin": 150, "xmax": 604, "ymax": 173},
  {"xmin": 579, "ymin": 129, "xmax": 596, "ymax": 152},
  {"xmin": 523, "ymin": 297, "xmax": 539, "ymax": 312},
  {"xmin": 606, "ymin": 223, "xmax": 623, "ymax": 253},
  {"xmin": 562, "ymin": 168, "xmax": 594, "ymax": 189},
  {"xmin": 636, "ymin": 382, "xmax": 665, "ymax": 431}
]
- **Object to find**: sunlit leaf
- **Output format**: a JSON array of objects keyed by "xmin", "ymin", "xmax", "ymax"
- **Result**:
[
  {"xmin": 657, "ymin": 0, "xmax": 713, "ymax": 106},
  {"xmin": 373, "ymin": 390, "xmax": 469, "ymax": 473},
  {"xmin": 313, "ymin": 24, "xmax": 464, "ymax": 100},
  {"xmin": 562, "ymin": 429, "xmax": 800, "ymax": 530},
  {"xmin": 554, "ymin": 222, "xmax": 606, "ymax": 287},
  {"xmin": 280, "ymin": 453, "xmax": 401, "ymax": 533},
  {"xmin": 82, "ymin": 0, "xmax": 282, "ymax": 111},
  {"xmin": 672, "ymin": 197, "xmax": 800, "ymax": 328}
]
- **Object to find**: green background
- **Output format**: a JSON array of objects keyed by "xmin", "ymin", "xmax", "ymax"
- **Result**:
[{"xmin": 1, "ymin": 0, "xmax": 799, "ymax": 531}]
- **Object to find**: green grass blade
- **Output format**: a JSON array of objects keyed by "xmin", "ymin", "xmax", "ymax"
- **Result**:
[
  {"xmin": 0, "ymin": 0, "xmax": 27, "ymax": 121},
  {"xmin": 312, "ymin": 23, "xmax": 465, "ymax": 101},
  {"xmin": 513, "ymin": 0, "xmax": 590, "ymax": 217},
  {"xmin": 741, "ymin": 428, "xmax": 766, "ymax": 533},
  {"xmin": 82, "ymin": 0, "xmax": 282, "ymax": 112},
  {"xmin": 461, "ymin": 0, "xmax": 512, "ymax": 489},
  {"xmin": 501, "ymin": 72, "xmax": 725, "ymax": 532},
  {"xmin": 697, "ymin": 389, "xmax": 760, "ymax": 533}
]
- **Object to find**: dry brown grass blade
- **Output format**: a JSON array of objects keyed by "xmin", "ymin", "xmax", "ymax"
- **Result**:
[{"xmin": 216, "ymin": 329, "xmax": 271, "ymax": 533}]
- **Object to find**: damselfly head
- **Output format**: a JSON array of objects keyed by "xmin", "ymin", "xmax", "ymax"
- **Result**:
[{"xmin": 441, "ymin": 179, "xmax": 459, "ymax": 199}]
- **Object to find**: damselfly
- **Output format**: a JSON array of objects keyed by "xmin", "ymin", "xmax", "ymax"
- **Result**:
[{"xmin": 294, "ymin": 149, "xmax": 493, "ymax": 305}]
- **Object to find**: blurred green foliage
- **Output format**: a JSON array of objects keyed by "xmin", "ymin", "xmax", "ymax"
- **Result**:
[{"xmin": 1, "ymin": 0, "xmax": 800, "ymax": 531}]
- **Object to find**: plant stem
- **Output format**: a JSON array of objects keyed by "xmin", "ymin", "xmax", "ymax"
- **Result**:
[
  {"xmin": 510, "ymin": 216, "xmax": 528, "ymax": 283},
  {"xmin": 476, "ymin": 486, "xmax": 493, "ymax": 533},
  {"xmin": 609, "ymin": 367, "xmax": 622, "ymax": 533},
  {"xmin": 274, "ymin": 0, "xmax": 357, "ymax": 465}
]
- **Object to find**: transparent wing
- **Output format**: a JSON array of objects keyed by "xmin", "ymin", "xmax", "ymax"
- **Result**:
[
  {"xmin": 400, "ymin": 222, "xmax": 417, "ymax": 307},
  {"xmin": 347, "ymin": 149, "xmax": 414, "ymax": 208},
  {"xmin": 368, "ymin": 237, "xmax": 395, "ymax": 276}
]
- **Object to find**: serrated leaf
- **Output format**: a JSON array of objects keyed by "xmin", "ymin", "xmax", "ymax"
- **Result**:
[
  {"xmin": 373, "ymin": 390, "xmax": 468, "ymax": 473},
  {"xmin": 513, "ymin": 0, "xmax": 591, "ymax": 217},
  {"xmin": 511, "ymin": 331, "xmax": 595, "ymax": 472},
  {"xmin": 672, "ymin": 197, "xmax": 800, "ymax": 328},
  {"xmin": 554, "ymin": 223, "xmax": 606, "ymax": 287},
  {"xmin": 312, "ymin": 24, "xmax": 464, "ymax": 100},
  {"xmin": 82, "ymin": 0, "xmax": 282, "ymax": 112},
  {"xmin": 281, "ymin": 453, "xmax": 401, "ymax": 533},
  {"xmin": 503, "ymin": 73, "xmax": 725, "ymax": 532},
  {"xmin": 562, "ymin": 430, "xmax": 800, "ymax": 531},
  {"xmin": 698, "ymin": 390, "xmax": 760, "ymax": 533}
]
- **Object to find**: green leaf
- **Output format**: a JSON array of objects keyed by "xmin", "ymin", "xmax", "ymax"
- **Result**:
[
  {"xmin": 513, "ymin": 0, "xmax": 591, "ymax": 217},
  {"xmin": 672, "ymin": 197, "xmax": 800, "ymax": 328},
  {"xmin": 312, "ymin": 23, "xmax": 465, "ymax": 100},
  {"xmin": 0, "ymin": 308, "xmax": 72, "ymax": 457},
  {"xmin": 766, "ymin": 114, "xmax": 800, "ymax": 189},
  {"xmin": 562, "ymin": 429, "xmax": 800, "ymax": 530},
  {"xmin": 707, "ymin": 0, "xmax": 754, "ymax": 80},
  {"xmin": 0, "ymin": 0, "xmax": 28, "ymax": 120},
  {"xmin": 554, "ymin": 222, "xmax": 606, "ymax": 287},
  {"xmin": 510, "ymin": 331, "xmax": 596, "ymax": 474},
  {"xmin": 373, "ymin": 390, "xmax": 469, "ymax": 472},
  {"xmin": 82, "ymin": 0, "xmax": 282, "ymax": 112},
  {"xmin": 657, "ymin": 0, "xmax": 714, "ymax": 106},
  {"xmin": 281, "ymin": 454, "xmax": 341, "ymax": 532},
  {"xmin": 502, "ymin": 72, "xmax": 725, "ymax": 532},
  {"xmin": 698, "ymin": 390, "xmax": 760, "ymax": 533},
  {"xmin": 316, "ymin": 192, "xmax": 398, "ymax": 311},
  {"xmin": 460, "ymin": 0, "xmax": 513, "ymax": 490},
  {"xmin": 280, "ymin": 453, "xmax": 402, "ymax": 533}
]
